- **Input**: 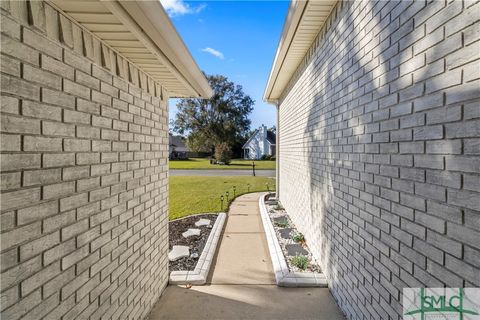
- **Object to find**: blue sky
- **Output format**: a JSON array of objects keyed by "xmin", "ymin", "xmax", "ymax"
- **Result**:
[{"xmin": 162, "ymin": 0, "xmax": 290, "ymax": 130}]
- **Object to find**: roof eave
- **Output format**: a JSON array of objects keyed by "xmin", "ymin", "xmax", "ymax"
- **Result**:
[
  {"xmin": 104, "ymin": 1, "xmax": 213, "ymax": 99},
  {"xmin": 263, "ymin": 0, "xmax": 308, "ymax": 104},
  {"xmin": 263, "ymin": 0, "xmax": 337, "ymax": 104}
]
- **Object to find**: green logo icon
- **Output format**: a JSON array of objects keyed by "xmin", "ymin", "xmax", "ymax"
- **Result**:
[{"xmin": 404, "ymin": 288, "xmax": 480, "ymax": 320}]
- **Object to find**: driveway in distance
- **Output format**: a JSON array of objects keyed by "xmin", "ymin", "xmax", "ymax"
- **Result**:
[
  {"xmin": 170, "ymin": 169, "xmax": 275, "ymax": 177},
  {"xmin": 169, "ymin": 158, "xmax": 276, "ymax": 170},
  {"xmin": 169, "ymin": 169, "xmax": 275, "ymax": 178}
]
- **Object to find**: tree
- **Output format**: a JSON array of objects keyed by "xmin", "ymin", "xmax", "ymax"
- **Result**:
[
  {"xmin": 214, "ymin": 142, "xmax": 232, "ymax": 164},
  {"xmin": 173, "ymin": 74, "xmax": 254, "ymax": 156}
]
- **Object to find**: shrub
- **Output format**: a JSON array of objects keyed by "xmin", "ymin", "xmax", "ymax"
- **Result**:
[
  {"xmin": 290, "ymin": 255, "xmax": 309, "ymax": 270},
  {"xmin": 274, "ymin": 203, "xmax": 284, "ymax": 210},
  {"xmin": 291, "ymin": 232, "xmax": 305, "ymax": 243},
  {"xmin": 214, "ymin": 142, "xmax": 232, "ymax": 164}
]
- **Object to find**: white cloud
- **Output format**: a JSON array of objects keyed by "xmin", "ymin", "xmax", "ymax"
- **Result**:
[
  {"xmin": 201, "ymin": 47, "xmax": 224, "ymax": 60},
  {"xmin": 160, "ymin": 0, "xmax": 206, "ymax": 17}
]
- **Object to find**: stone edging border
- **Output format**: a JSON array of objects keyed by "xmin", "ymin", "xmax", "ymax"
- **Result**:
[
  {"xmin": 258, "ymin": 194, "xmax": 328, "ymax": 287},
  {"xmin": 169, "ymin": 212, "xmax": 226, "ymax": 285}
]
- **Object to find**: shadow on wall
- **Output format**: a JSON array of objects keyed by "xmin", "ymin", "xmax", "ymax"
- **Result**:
[{"xmin": 276, "ymin": 0, "xmax": 480, "ymax": 319}]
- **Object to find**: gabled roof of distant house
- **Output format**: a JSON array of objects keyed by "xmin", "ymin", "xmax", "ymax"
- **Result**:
[
  {"xmin": 51, "ymin": 0, "xmax": 213, "ymax": 99},
  {"xmin": 267, "ymin": 131, "xmax": 276, "ymax": 145},
  {"xmin": 242, "ymin": 129, "xmax": 276, "ymax": 148},
  {"xmin": 264, "ymin": 0, "xmax": 337, "ymax": 103},
  {"xmin": 242, "ymin": 129, "xmax": 259, "ymax": 148}
]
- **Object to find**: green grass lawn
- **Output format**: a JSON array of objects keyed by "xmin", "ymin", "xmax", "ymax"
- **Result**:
[
  {"xmin": 169, "ymin": 176, "xmax": 275, "ymax": 220},
  {"xmin": 169, "ymin": 158, "xmax": 276, "ymax": 170}
]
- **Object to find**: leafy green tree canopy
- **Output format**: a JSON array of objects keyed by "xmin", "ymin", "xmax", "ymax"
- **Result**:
[{"xmin": 173, "ymin": 74, "xmax": 254, "ymax": 153}]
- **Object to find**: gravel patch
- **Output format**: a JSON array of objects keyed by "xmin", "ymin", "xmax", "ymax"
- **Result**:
[
  {"xmin": 169, "ymin": 214, "xmax": 218, "ymax": 271},
  {"xmin": 265, "ymin": 194, "xmax": 321, "ymax": 273}
]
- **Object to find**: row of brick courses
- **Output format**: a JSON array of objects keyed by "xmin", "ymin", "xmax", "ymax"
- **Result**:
[
  {"xmin": 1, "ymin": 1, "xmax": 169, "ymax": 319},
  {"xmin": 278, "ymin": 0, "xmax": 479, "ymax": 319}
]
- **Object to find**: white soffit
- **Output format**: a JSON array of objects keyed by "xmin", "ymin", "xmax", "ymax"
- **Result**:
[
  {"xmin": 50, "ymin": 0, "xmax": 213, "ymax": 99},
  {"xmin": 264, "ymin": 0, "xmax": 337, "ymax": 103}
]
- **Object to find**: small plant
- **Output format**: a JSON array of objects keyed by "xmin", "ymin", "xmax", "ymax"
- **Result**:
[
  {"xmin": 274, "ymin": 203, "xmax": 284, "ymax": 211},
  {"xmin": 290, "ymin": 255, "xmax": 309, "ymax": 270},
  {"xmin": 291, "ymin": 232, "xmax": 305, "ymax": 243},
  {"xmin": 275, "ymin": 219, "xmax": 289, "ymax": 228}
]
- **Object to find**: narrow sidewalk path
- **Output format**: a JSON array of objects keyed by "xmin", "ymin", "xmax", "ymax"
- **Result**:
[{"xmin": 149, "ymin": 193, "xmax": 345, "ymax": 320}]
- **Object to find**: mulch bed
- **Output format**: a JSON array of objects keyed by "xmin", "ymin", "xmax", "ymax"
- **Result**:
[
  {"xmin": 169, "ymin": 214, "xmax": 218, "ymax": 271},
  {"xmin": 264, "ymin": 194, "xmax": 322, "ymax": 273}
]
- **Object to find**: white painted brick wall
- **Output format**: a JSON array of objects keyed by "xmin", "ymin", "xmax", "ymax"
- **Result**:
[
  {"xmin": 0, "ymin": 2, "xmax": 169, "ymax": 319},
  {"xmin": 277, "ymin": 1, "xmax": 479, "ymax": 319}
]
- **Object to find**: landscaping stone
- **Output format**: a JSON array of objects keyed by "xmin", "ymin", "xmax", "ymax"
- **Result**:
[
  {"xmin": 273, "ymin": 216, "xmax": 288, "ymax": 223},
  {"xmin": 190, "ymin": 252, "xmax": 199, "ymax": 259},
  {"xmin": 169, "ymin": 214, "xmax": 218, "ymax": 271},
  {"xmin": 182, "ymin": 228, "xmax": 201, "ymax": 238},
  {"xmin": 265, "ymin": 200, "xmax": 277, "ymax": 206},
  {"xmin": 169, "ymin": 245, "xmax": 190, "ymax": 261},
  {"xmin": 195, "ymin": 218, "xmax": 211, "ymax": 227},
  {"xmin": 266, "ymin": 199, "xmax": 321, "ymax": 273},
  {"xmin": 279, "ymin": 228, "xmax": 293, "ymax": 239},
  {"xmin": 286, "ymin": 244, "xmax": 308, "ymax": 256},
  {"xmin": 273, "ymin": 216, "xmax": 289, "ymax": 227}
]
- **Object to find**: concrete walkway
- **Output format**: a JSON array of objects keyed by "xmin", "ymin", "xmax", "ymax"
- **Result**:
[
  {"xmin": 169, "ymin": 169, "xmax": 275, "ymax": 177},
  {"xmin": 149, "ymin": 193, "xmax": 345, "ymax": 320}
]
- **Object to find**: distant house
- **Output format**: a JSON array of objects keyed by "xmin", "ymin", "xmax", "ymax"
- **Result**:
[
  {"xmin": 169, "ymin": 134, "xmax": 189, "ymax": 159},
  {"xmin": 242, "ymin": 125, "xmax": 276, "ymax": 159}
]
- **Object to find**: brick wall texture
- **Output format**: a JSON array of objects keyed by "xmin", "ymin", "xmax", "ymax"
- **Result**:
[
  {"xmin": 1, "ymin": 2, "xmax": 169, "ymax": 319},
  {"xmin": 278, "ymin": 1, "xmax": 479, "ymax": 319}
]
